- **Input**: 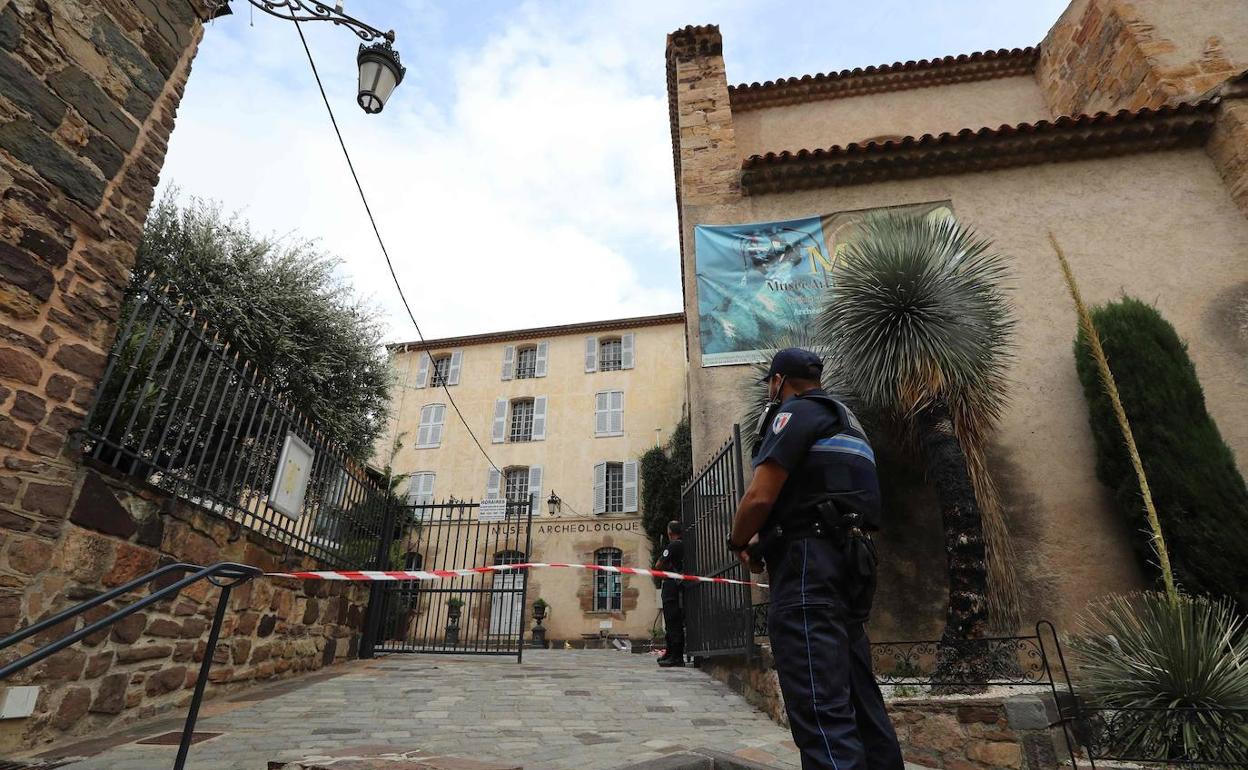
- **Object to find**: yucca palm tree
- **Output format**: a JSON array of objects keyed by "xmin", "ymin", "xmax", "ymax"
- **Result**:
[{"xmin": 815, "ymin": 211, "xmax": 1016, "ymax": 644}]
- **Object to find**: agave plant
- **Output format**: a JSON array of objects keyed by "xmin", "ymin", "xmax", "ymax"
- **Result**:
[
  {"xmin": 815, "ymin": 211, "xmax": 1017, "ymax": 642},
  {"xmin": 1068, "ymin": 592, "xmax": 1248, "ymax": 765}
]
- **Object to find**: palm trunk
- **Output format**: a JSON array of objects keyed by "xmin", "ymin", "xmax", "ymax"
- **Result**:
[{"xmin": 916, "ymin": 399, "xmax": 990, "ymax": 643}]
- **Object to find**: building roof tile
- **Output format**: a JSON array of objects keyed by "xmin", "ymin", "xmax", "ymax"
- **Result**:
[
  {"xmin": 739, "ymin": 100, "xmax": 1219, "ymax": 195},
  {"xmin": 389, "ymin": 313, "xmax": 685, "ymax": 353},
  {"xmin": 729, "ymin": 47, "xmax": 1040, "ymax": 110}
]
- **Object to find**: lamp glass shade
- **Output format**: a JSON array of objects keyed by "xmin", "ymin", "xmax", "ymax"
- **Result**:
[
  {"xmin": 357, "ymin": 43, "xmax": 405, "ymax": 114},
  {"xmin": 546, "ymin": 493, "xmax": 559, "ymax": 516}
]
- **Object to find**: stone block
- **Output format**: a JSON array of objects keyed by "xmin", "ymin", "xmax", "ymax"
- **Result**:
[
  {"xmin": 0, "ymin": 241, "xmax": 55, "ymax": 302},
  {"xmin": 1005, "ymin": 694, "xmax": 1053, "ymax": 730},
  {"xmin": 257, "ymin": 614, "xmax": 277, "ymax": 637},
  {"xmin": 0, "ymin": 474, "xmax": 17, "ymax": 503},
  {"xmin": 910, "ymin": 713, "xmax": 966, "ymax": 754},
  {"xmin": 0, "ymin": 50, "xmax": 67, "ymax": 130},
  {"xmin": 47, "ymin": 66, "xmax": 138, "ymax": 150},
  {"xmin": 59, "ymin": 526, "xmax": 113, "ymax": 584},
  {"xmin": 18, "ymin": 227, "xmax": 70, "ymax": 268},
  {"xmin": 102, "ymin": 541, "xmax": 159, "ymax": 586},
  {"xmin": 52, "ymin": 686, "xmax": 91, "ymax": 729},
  {"xmin": 22, "ymin": 480, "xmax": 75, "ymax": 519},
  {"xmin": 6, "ymin": 535, "xmax": 53, "ymax": 575},
  {"xmin": 0, "ymin": 119, "xmax": 105, "ymax": 208},
  {"xmin": 91, "ymin": 671, "xmax": 128, "ymax": 714},
  {"xmin": 957, "ymin": 704, "xmax": 1004, "ymax": 724},
  {"xmin": 968, "ymin": 740, "xmax": 1022, "ymax": 768},
  {"xmin": 144, "ymin": 664, "xmax": 186, "ymax": 695},
  {"xmin": 85, "ymin": 651, "xmax": 114, "ymax": 678},
  {"xmin": 146, "ymin": 617, "xmax": 182, "ymax": 637},
  {"xmin": 0, "ymin": 324, "xmax": 44, "ymax": 357},
  {"xmin": 39, "ymin": 647, "xmax": 86, "ymax": 681},
  {"xmin": 47, "ymin": 373, "xmax": 75, "ymax": 401},
  {"xmin": 11, "ymin": 390, "xmax": 47, "ymax": 423},
  {"xmin": 0, "ymin": 415, "xmax": 29, "ymax": 448},
  {"xmin": 0, "ymin": 345, "xmax": 42, "ymax": 385},
  {"xmin": 110, "ymin": 612, "xmax": 148, "ymax": 644},
  {"xmin": 172, "ymin": 640, "xmax": 195, "ymax": 662},
  {"xmin": 26, "ymin": 427, "xmax": 65, "ymax": 457},
  {"xmin": 116, "ymin": 642, "xmax": 173, "ymax": 663},
  {"xmin": 162, "ymin": 519, "xmax": 219, "ymax": 566},
  {"xmin": 52, "ymin": 343, "xmax": 107, "ymax": 379}
]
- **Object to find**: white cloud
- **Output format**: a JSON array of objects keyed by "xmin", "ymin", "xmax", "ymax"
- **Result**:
[{"xmin": 162, "ymin": 1, "xmax": 687, "ymax": 343}]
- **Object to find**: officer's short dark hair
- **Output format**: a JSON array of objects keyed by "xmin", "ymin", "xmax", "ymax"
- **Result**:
[{"xmin": 667, "ymin": 520, "xmax": 681, "ymax": 535}]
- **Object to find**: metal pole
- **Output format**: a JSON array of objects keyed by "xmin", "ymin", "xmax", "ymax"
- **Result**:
[
  {"xmin": 360, "ymin": 491, "xmax": 397, "ymax": 659},
  {"xmin": 175, "ymin": 582, "xmax": 233, "ymax": 770},
  {"xmin": 517, "ymin": 494, "xmax": 535, "ymax": 664}
]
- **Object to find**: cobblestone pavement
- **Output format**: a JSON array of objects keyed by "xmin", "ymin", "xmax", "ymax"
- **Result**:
[{"xmin": 50, "ymin": 650, "xmax": 809, "ymax": 770}]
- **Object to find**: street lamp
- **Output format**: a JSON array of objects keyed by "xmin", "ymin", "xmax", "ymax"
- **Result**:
[
  {"xmin": 211, "ymin": 0, "xmax": 404, "ymax": 113},
  {"xmin": 356, "ymin": 41, "xmax": 405, "ymax": 114},
  {"xmin": 547, "ymin": 491, "xmax": 562, "ymax": 517}
]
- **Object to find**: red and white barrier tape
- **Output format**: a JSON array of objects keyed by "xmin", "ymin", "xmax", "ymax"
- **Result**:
[{"xmin": 267, "ymin": 562, "xmax": 768, "ymax": 588}]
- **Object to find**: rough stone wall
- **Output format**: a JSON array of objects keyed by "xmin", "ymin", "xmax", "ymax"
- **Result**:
[
  {"xmin": 1038, "ymin": 0, "xmax": 1244, "ymax": 116},
  {"xmin": 1, "ymin": 466, "xmax": 369, "ymax": 753},
  {"xmin": 703, "ymin": 648, "xmax": 1064, "ymax": 770},
  {"xmin": 0, "ymin": 0, "xmax": 204, "ymax": 580}
]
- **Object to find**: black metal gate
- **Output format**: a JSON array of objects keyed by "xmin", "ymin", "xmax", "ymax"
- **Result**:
[
  {"xmin": 680, "ymin": 424, "xmax": 754, "ymax": 658},
  {"xmin": 366, "ymin": 497, "xmax": 534, "ymax": 661}
]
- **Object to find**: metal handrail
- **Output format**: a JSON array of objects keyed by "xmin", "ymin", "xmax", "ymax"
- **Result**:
[{"xmin": 0, "ymin": 561, "xmax": 262, "ymax": 769}]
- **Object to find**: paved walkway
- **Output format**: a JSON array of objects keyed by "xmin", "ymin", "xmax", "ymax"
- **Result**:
[{"xmin": 49, "ymin": 650, "xmax": 807, "ymax": 770}]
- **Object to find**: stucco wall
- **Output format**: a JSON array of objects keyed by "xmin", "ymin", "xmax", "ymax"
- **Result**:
[
  {"xmin": 384, "ymin": 321, "xmax": 687, "ymax": 641},
  {"xmin": 732, "ymin": 75, "xmax": 1053, "ymax": 158},
  {"xmin": 680, "ymin": 147, "xmax": 1248, "ymax": 634}
]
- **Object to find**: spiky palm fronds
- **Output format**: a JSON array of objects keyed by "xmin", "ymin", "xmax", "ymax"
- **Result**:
[
  {"xmin": 817, "ymin": 211, "xmax": 1020, "ymax": 635},
  {"xmin": 816, "ymin": 211, "xmax": 1014, "ymax": 438},
  {"xmin": 1068, "ymin": 592, "xmax": 1248, "ymax": 765}
]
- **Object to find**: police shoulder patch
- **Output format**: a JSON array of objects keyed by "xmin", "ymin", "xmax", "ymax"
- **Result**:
[{"xmin": 772, "ymin": 412, "xmax": 792, "ymax": 433}]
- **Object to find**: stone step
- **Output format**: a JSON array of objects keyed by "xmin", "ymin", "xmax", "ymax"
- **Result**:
[{"xmin": 267, "ymin": 747, "xmax": 521, "ymax": 770}]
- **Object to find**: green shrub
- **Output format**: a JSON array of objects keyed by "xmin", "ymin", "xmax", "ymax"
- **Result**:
[
  {"xmin": 1068, "ymin": 592, "xmax": 1248, "ymax": 764},
  {"xmin": 1074, "ymin": 297, "xmax": 1248, "ymax": 607},
  {"xmin": 640, "ymin": 418, "xmax": 692, "ymax": 570}
]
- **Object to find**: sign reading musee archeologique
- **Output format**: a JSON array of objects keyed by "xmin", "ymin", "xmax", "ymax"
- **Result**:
[{"xmin": 693, "ymin": 201, "xmax": 953, "ymax": 367}]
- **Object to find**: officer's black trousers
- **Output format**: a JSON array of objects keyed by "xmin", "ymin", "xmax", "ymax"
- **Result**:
[
  {"xmin": 766, "ymin": 537, "xmax": 903, "ymax": 770},
  {"xmin": 661, "ymin": 586, "xmax": 684, "ymax": 659}
]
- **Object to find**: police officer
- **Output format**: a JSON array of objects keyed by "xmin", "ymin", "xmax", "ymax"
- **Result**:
[
  {"xmin": 727, "ymin": 348, "xmax": 903, "ymax": 770},
  {"xmin": 654, "ymin": 520, "xmax": 685, "ymax": 668}
]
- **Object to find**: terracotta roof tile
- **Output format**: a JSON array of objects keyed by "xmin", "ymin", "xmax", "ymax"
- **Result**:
[
  {"xmin": 739, "ymin": 100, "xmax": 1219, "ymax": 195},
  {"xmin": 389, "ymin": 312, "xmax": 685, "ymax": 353},
  {"xmin": 729, "ymin": 47, "xmax": 1040, "ymax": 110}
]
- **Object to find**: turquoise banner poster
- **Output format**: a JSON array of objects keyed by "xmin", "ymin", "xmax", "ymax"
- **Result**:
[{"xmin": 693, "ymin": 201, "xmax": 952, "ymax": 366}]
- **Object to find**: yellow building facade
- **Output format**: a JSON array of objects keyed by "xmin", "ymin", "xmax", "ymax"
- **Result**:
[{"xmin": 382, "ymin": 314, "xmax": 688, "ymax": 644}]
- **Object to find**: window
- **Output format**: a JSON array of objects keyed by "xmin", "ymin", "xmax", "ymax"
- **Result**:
[
  {"xmin": 492, "ymin": 396, "xmax": 547, "ymax": 443},
  {"xmin": 509, "ymin": 398, "xmax": 534, "ymax": 442},
  {"xmin": 515, "ymin": 347, "xmax": 537, "ymax": 379},
  {"xmin": 599, "ymin": 338, "xmax": 622, "ymax": 371},
  {"xmin": 504, "ymin": 467, "xmax": 529, "ymax": 503},
  {"xmin": 416, "ymin": 350, "xmax": 462, "ymax": 388},
  {"xmin": 584, "ymin": 334, "xmax": 633, "ymax": 372},
  {"xmin": 603, "ymin": 463, "xmax": 624, "ymax": 513},
  {"xmin": 486, "ymin": 466, "xmax": 542, "ymax": 509},
  {"xmin": 430, "ymin": 356, "xmax": 451, "ymax": 387},
  {"xmin": 407, "ymin": 472, "xmax": 435, "ymax": 506},
  {"xmin": 593, "ymin": 460, "xmax": 638, "ymax": 514},
  {"xmin": 594, "ymin": 548, "xmax": 622, "ymax": 611},
  {"xmin": 594, "ymin": 391, "xmax": 624, "ymax": 437},
  {"xmin": 416, "ymin": 404, "xmax": 446, "ymax": 448},
  {"xmin": 502, "ymin": 342, "xmax": 547, "ymax": 380}
]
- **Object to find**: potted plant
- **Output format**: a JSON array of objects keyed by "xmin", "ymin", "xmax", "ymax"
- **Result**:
[
  {"xmin": 530, "ymin": 598, "xmax": 549, "ymax": 648},
  {"xmin": 445, "ymin": 597, "xmax": 464, "ymax": 645}
]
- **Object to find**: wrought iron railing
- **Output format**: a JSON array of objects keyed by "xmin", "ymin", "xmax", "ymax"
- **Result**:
[
  {"xmin": 79, "ymin": 280, "xmax": 392, "ymax": 568},
  {"xmin": 680, "ymin": 425, "xmax": 753, "ymax": 658},
  {"xmin": 1077, "ymin": 706, "xmax": 1248, "ymax": 767},
  {"xmin": 1, "ymin": 562, "xmax": 261, "ymax": 770}
]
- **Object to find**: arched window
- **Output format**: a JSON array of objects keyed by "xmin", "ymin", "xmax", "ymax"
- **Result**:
[{"xmin": 594, "ymin": 548, "xmax": 623, "ymax": 612}]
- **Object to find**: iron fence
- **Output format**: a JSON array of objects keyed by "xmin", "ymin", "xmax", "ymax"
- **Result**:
[
  {"xmin": 80, "ymin": 280, "xmax": 393, "ymax": 568},
  {"xmin": 680, "ymin": 424, "xmax": 753, "ymax": 658},
  {"xmin": 368, "ymin": 498, "xmax": 534, "ymax": 661},
  {"xmin": 1076, "ymin": 707, "xmax": 1248, "ymax": 767}
]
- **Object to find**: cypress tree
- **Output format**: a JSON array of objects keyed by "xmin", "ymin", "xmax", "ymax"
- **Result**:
[{"xmin": 1074, "ymin": 297, "xmax": 1248, "ymax": 607}]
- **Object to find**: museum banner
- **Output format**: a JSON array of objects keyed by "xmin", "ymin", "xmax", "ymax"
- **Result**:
[{"xmin": 693, "ymin": 201, "xmax": 953, "ymax": 366}]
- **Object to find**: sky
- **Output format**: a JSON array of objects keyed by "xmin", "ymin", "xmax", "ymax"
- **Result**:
[{"xmin": 160, "ymin": 0, "xmax": 1068, "ymax": 344}]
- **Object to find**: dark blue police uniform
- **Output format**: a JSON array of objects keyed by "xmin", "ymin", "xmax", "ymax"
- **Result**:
[
  {"xmin": 659, "ymin": 538, "xmax": 685, "ymax": 662},
  {"xmin": 754, "ymin": 389, "xmax": 903, "ymax": 770}
]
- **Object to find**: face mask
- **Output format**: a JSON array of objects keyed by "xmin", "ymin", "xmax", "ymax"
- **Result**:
[{"xmin": 755, "ymin": 375, "xmax": 785, "ymax": 441}]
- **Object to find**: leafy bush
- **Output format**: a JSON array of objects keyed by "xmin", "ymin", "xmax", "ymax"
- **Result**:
[
  {"xmin": 1068, "ymin": 592, "xmax": 1248, "ymax": 764},
  {"xmin": 639, "ymin": 418, "xmax": 692, "ymax": 568},
  {"xmin": 1074, "ymin": 298, "xmax": 1248, "ymax": 607}
]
